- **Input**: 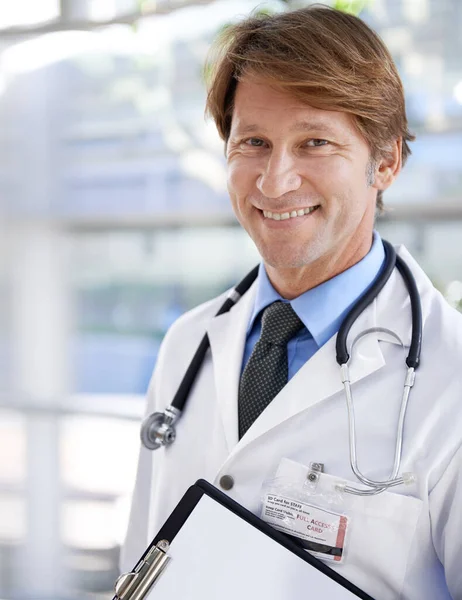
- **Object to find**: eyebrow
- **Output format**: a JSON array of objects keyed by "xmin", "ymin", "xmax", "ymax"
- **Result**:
[{"xmin": 233, "ymin": 120, "xmax": 340, "ymax": 138}]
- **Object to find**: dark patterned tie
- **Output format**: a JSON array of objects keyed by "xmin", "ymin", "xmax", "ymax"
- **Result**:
[{"xmin": 238, "ymin": 301, "xmax": 304, "ymax": 438}]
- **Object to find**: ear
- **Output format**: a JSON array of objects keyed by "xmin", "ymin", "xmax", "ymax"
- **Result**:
[{"xmin": 372, "ymin": 138, "xmax": 402, "ymax": 191}]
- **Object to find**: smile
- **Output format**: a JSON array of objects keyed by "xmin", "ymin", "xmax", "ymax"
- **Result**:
[{"xmin": 262, "ymin": 206, "xmax": 319, "ymax": 221}]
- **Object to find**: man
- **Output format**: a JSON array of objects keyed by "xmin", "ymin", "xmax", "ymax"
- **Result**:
[{"xmin": 122, "ymin": 6, "xmax": 462, "ymax": 599}]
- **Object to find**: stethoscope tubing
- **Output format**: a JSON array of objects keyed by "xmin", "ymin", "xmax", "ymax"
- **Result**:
[
  {"xmin": 337, "ymin": 241, "xmax": 422, "ymax": 495},
  {"xmin": 395, "ymin": 253, "xmax": 422, "ymax": 369},
  {"xmin": 335, "ymin": 240, "xmax": 398, "ymax": 366},
  {"xmin": 335, "ymin": 240, "xmax": 422, "ymax": 370},
  {"xmin": 171, "ymin": 265, "xmax": 259, "ymax": 413}
]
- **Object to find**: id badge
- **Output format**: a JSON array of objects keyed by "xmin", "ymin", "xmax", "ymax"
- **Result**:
[
  {"xmin": 260, "ymin": 459, "xmax": 350, "ymax": 563},
  {"xmin": 261, "ymin": 492, "xmax": 348, "ymax": 562}
]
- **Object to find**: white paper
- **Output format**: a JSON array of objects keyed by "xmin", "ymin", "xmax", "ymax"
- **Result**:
[{"xmin": 147, "ymin": 494, "xmax": 361, "ymax": 599}]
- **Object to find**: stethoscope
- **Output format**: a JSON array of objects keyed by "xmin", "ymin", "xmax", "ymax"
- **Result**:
[{"xmin": 140, "ymin": 240, "xmax": 422, "ymax": 496}]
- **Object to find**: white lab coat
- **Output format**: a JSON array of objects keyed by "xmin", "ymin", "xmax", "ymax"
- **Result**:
[{"xmin": 122, "ymin": 246, "xmax": 462, "ymax": 600}]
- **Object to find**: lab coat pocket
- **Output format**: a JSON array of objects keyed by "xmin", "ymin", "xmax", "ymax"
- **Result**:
[{"xmin": 273, "ymin": 458, "xmax": 423, "ymax": 600}]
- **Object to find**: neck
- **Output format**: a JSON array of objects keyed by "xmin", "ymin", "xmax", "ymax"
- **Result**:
[{"xmin": 265, "ymin": 233, "xmax": 374, "ymax": 300}]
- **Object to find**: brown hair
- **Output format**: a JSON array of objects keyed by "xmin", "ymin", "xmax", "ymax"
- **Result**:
[{"xmin": 205, "ymin": 5, "xmax": 415, "ymax": 211}]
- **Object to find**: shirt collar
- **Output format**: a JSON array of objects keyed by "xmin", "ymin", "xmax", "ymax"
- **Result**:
[{"xmin": 247, "ymin": 231, "xmax": 385, "ymax": 347}]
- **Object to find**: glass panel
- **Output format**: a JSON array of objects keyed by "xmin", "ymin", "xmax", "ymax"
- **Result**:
[
  {"xmin": 88, "ymin": 0, "xmax": 137, "ymax": 21},
  {"xmin": 0, "ymin": 495, "xmax": 25, "ymax": 543},
  {"xmin": 62, "ymin": 500, "xmax": 119, "ymax": 550},
  {"xmin": 60, "ymin": 415, "xmax": 139, "ymax": 497},
  {"xmin": 377, "ymin": 220, "xmax": 462, "ymax": 301},
  {"xmin": 0, "ymin": 409, "xmax": 26, "ymax": 485},
  {"xmin": 72, "ymin": 228, "xmax": 259, "ymax": 394},
  {"xmin": 0, "ymin": 0, "xmax": 59, "ymax": 27}
]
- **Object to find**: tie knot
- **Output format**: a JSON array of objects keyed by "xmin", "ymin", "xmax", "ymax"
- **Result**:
[{"xmin": 260, "ymin": 301, "xmax": 304, "ymax": 346}]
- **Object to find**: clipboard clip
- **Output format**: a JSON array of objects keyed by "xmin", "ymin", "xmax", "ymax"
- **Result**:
[{"xmin": 115, "ymin": 540, "xmax": 171, "ymax": 600}]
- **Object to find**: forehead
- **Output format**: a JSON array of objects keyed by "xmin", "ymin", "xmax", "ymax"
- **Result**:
[{"xmin": 231, "ymin": 78, "xmax": 357, "ymax": 138}]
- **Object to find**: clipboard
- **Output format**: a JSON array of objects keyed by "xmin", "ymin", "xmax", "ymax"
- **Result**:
[{"xmin": 114, "ymin": 479, "xmax": 375, "ymax": 600}]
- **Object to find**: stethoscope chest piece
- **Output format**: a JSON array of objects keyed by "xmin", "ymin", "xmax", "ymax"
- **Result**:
[{"xmin": 140, "ymin": 407, "xmax": 180, "ymax": 450}]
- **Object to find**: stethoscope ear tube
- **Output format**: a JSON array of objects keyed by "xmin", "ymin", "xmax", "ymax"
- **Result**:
[
  {"xmin": 335, "ymin": 240, "xmax": 422, "ymax": 370},
  {"xmin": 395, "ymin": 254, "xmax": 422, "ymax": 369},
  {"xmin": 171, "ymin": 265, "xmax": 260, "ymax": 413},
  {"xmin": 336, "ymin": 241, "xmax": 397, "ymax": 366}
]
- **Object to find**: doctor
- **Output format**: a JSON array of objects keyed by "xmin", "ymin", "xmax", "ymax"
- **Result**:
[{"xmin": 122, "ymin": 6, "xmax": 462, "ymax": 599}]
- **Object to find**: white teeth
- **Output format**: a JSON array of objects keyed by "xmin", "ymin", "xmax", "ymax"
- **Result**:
[{"xmin": 263, "ymin": 206, "xmax": 318, "ymax": 221}]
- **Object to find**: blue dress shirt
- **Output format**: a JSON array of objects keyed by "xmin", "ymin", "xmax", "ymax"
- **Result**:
[{"xmin": 242, "ymin": 232, "xmax": 385, "ymax": 379}]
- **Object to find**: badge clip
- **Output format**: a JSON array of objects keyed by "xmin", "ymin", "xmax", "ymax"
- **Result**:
[{"xmin": 305, "ymin": 462, "xmax": 324, "ymax": 492}]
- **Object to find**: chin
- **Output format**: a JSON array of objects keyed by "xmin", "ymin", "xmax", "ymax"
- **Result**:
[
  {"xmin": 255, "ymin": 230, "xmax": 327, "ymax": 269},
  {"xmin": 259, "ymin": 247, "xmax": 316, "ymax": 270}
]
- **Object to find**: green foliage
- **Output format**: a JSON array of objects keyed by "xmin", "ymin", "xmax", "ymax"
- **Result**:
[
  {"xmin": 254, "ymin": 8, "xmax": 278, "ymax": 16},
  {"xmin": 332, "ymin": 0, "xmax": 372, "ymax": 15},
  {"xmin": 136, "ymin": 0, "xmax": 152, "ymax": 10}
]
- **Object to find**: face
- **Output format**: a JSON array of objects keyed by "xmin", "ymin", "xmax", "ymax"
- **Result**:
[{"xmin": 226, "ymin": 79, "xmax": 380, "ymax": 274}]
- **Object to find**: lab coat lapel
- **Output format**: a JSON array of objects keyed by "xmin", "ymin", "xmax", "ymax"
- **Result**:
[{"xmin": 206, "ymin": 282, "xmax": 257, "ymax": 453}]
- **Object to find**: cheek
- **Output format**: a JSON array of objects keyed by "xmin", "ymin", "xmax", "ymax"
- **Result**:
[
  {"xmin": 227, "ymin": 160, "xmax": 255, "ymax": 199},
  {"xmin": 227, "ymin": 163, "xmax": 251, "ymax": 223},
  {"xmin": 226, "ymin": 163, "xmax": 239, "ymax": 196},
  {"xmin": 308, "ymin": 158, "xmax": 368, "ymax": 202},
  {"xmin": 310, "ymin": 156, "xmax": 352, "ymax": 183}
]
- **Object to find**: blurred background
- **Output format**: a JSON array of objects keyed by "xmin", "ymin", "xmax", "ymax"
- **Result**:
[{"xmin": 0, "ymin": 0, "xmax": 461, "ymax": 598}]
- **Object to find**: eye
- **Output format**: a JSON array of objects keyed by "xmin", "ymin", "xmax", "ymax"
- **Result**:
[
  {"xmin": 306, "ymin": 139, "xmax": 329, "ymax": 147},
  {"xmin": 243, "ymin": 137, "xmax": 266, "ymax": 147}
]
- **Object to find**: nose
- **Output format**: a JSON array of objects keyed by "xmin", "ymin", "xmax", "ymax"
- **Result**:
[{"xmin": 256, "ymin": 150, "xmax": 302, "ymax": 198}]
